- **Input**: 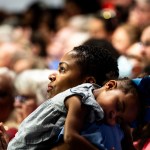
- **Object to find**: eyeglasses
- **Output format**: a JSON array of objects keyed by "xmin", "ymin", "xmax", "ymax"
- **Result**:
[{"xmin": 15, "ymin": 95, "xmax": 35, "ymax": 103}]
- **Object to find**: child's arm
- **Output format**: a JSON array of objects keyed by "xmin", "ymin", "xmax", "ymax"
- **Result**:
[{"xmin": 64, "ymin": 95, "xmax": 98, "ymax": 150}]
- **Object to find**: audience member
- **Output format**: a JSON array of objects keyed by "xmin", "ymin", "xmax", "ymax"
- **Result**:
[
  {"xmin": 6, "ymin": 45, "xmax": 119, "ymax": 150},
  {"xmin": 128, "ymin": 0, "xmax": 150, "ymax": 31},
  {"xmin": 118, "ymin": 42, "xmax": 146, "ymax": 78},
  {"xmin": 52, "ymin": 78, "xmax": 140, "ymax": 150},
  {"xmin": 8, "ymin": 78, "xmax": 140, "ymax": 150},
  {"xmin": 13, "ymin": 69, "xmax": 56, "ymax": 126},
  {"xmin": 140, "ymin": 25, "xmax": 150, "ymax": 68},
  {"xmin": 0, "ymin": 42, "xmax": 20, "ymax": 69},
  {"xmin": 0, "ymin": 67, "xmax": 17, "ymax": 141},
  {"xmin": 10, "ymin": 50, "xmax": 48, "ymax": 74},
  {"xmin": 111, "ymin": 23, "xmax": 141, "ymax": 55},
  {"xmin": 87, "ymin": 15, "xmax": 112, "ymax": 40},
  {"xmin": 0, "ymin": 0, "xmax": 148, "ymax": 149}
]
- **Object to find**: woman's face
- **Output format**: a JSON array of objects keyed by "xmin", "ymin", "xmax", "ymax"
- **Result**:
[{"xmin": 47, "ymin": 51, "xmax": 86, "ymax": 98}]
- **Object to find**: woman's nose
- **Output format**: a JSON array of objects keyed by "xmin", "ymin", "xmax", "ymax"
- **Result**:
[{"xmin": 49, "ymin": 74, "xmax": 56, "ymax": 82}]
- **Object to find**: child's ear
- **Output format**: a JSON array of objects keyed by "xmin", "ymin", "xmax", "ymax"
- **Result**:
[
  {"xmin": 84, "ymin": 76, "xmax": 96, "ymax": 84},
  {"xmin": 105, "ymin": 80, "xmax": 117, "ymax": 90}
]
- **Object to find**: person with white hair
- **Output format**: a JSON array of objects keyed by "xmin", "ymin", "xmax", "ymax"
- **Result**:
[{"xmin": 14, "ymin": 69, "xmax": 56, "ymax": 125}]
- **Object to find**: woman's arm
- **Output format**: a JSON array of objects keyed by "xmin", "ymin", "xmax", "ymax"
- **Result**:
[{"xmin": 64, "ymin": 95, "xmax": 98, "ymax": 150}]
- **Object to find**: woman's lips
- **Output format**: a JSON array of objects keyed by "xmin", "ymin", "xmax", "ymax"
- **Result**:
[{"xmin": 47, "ymin": 85, "xmax": 53, "ymax": 92}]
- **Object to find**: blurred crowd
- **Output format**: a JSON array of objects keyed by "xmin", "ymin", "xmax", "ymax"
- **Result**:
[
  {"xmin": 0, "ymin": 0, "xmax": 149, "ymax": 149},
  {"xmin": 0, "ymin": 0, "xmax": 149, "ymax": 74}
]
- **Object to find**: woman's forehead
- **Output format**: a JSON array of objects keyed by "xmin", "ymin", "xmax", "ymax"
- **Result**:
[
  {"xmin": 63, "ymin": 50, "xmax": 76, "ymax": 57},
  {"xmin": 60, "ymin": 51, "xmax": 77, "ymax": 63}
]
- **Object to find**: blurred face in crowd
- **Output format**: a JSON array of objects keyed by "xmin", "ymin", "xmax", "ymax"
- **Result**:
[
  {"xmin": 88, "ymin": 18, "xmax": 108, "ymax": 39},
  {"xmin": 0, "ymin": 75, "xmax": 14, "ymax": 122},
  {"xmin": 111, "ymin": 27, "xmax": 131, "ymax": 55},
  {"xmin": 14, "ymin": 94, "xmax": 37, "ymax": 123},
  {"xmin": 141, "ymin": 26, "xmax": 150, "ymax": 64},
  {"xmin": 128, "ymin": 1, "xmax": 150, "ymax": 28}
]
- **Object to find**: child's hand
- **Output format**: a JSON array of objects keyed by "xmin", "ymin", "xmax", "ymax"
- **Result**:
[
  {"xmin": 0, "ymin": 122, "xmax": 9, "ymax": 150},
  {"xmin": 110, "ymin": 147, "xmax": 115, "ymax": 150}
]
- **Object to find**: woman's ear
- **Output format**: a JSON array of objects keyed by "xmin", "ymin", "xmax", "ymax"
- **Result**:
[
  {"xmin": 84, "ymin": 76, "xmax": 96, "ymax": 84},
  {"xmin": 105, "ymin": 80, "xmax": 117, "ymax": 90}
]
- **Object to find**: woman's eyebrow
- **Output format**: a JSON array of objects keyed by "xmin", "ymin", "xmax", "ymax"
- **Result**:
[{"xmin": 59, "ymin": 62, "xmax": 68, "ymax": 66}]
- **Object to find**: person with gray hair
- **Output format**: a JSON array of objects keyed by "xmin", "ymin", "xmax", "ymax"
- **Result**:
[{"xmin": 14, "ymin": 69, "xmax": 56, "ymax": 125}]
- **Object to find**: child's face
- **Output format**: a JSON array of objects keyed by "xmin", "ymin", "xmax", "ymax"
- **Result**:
[
  {"xmin": 95, "ymin": 83, "xmax": 139, "ymax": 125},
  {"xmin": 47, "ymin": 51, "xmax": 86, "ymax": 98}
]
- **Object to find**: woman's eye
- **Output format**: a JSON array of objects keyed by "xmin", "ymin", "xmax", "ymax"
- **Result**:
[{"xmin": 58, "ymin": 66, "xmax": 66, "ymax": 73}]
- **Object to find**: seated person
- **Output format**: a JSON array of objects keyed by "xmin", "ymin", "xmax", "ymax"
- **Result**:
[{"xmin": 8, "ymin": 78, "xmax": 140, "ymax": 150}]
